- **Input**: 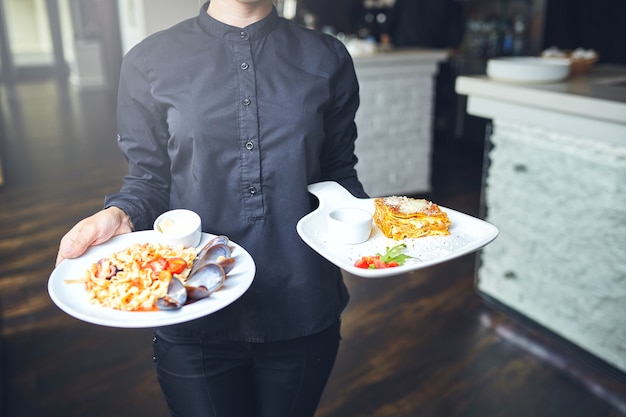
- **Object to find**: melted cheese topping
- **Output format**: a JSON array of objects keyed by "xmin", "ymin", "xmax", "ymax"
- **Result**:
[{"xmin": 373, "ymin": 196, "xmax": 451, "ymax": 240}]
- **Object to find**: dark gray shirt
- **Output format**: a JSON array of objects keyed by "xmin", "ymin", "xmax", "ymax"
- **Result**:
[{"xmin": 104, "ymin": 3, "xmax": 366, "ymax": 341}]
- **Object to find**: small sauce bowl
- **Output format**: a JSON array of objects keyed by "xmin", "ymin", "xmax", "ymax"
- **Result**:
[
  {"xmin": 153, "ymin": 209, "xmax": 202, "ymax": 248},
  {"xmin": 327, "ymin": 208, "xmax": 372, "ymax": 244}
]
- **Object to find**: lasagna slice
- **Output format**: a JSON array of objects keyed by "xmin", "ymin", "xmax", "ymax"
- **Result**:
[{"xmin": 373, "ymin": 196, "xmax": 451, "ymax": 240}]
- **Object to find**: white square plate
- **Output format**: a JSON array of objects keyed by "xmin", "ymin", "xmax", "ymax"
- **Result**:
[{"xmin": 297, "ymin": 182, "xmax": 499, "ymax": 278}]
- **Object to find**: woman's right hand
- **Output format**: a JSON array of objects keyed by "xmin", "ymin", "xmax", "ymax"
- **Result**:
[{"xmin": 55, "ymin": 206, "xmax": 133, "ymax": 266}]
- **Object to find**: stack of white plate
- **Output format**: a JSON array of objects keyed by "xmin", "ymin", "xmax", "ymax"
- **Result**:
[{"xmin": 486, "ymin": 57, "xmax": 571, "ymax": 83}]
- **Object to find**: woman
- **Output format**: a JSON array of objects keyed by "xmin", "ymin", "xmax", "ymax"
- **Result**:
[{"xmin": 56, "ymin": 1, "xmax": 366, "ymax": 416}]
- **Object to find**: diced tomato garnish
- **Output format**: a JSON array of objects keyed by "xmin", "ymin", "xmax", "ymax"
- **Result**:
[
  {"xmin": 354, "ymin": 255, "xmax": 401, "ymax": 269},
  {"xmin": 354, "ymin": 258, "xmax": 369, "ymax": 269},
  {"xmin": 373, "ymin": 259, "xmax": 387, "ymax": 269},
  {"xmin": 354, "ymin": 255, "xmax": 379, "ymax": 269}
]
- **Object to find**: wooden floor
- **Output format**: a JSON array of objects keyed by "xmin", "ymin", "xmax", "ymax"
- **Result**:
[{"xmin": 1, "ymin": 79, "xmax": 625, "ymax": 417}]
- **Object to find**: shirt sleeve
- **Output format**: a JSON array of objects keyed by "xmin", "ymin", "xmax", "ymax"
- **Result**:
[
  {"xmin": 319, "ymin": 39, "xmax": 369, "ymax": 199},
  {"xmin": 103, "ymin": 48, "xmax": 171, "ymax": 231}
]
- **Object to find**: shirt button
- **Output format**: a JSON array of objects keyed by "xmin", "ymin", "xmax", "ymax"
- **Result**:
[
  {"xmin": 248, "ymin": 186, "xmax": 257, "ymax": 195},
  {"xmin": 116, "ymin": 134, "xmax": 122, "ymax": 142},
  {"xmin": 242, "ymin": 98, "xmax": 251, "ymax": 106},
  {"xmin": 240, "ymin": 31, "xmax": 246, "ymax": 39},
  {"xmin": 245, "ymin": 141, "xmax": 254, "ymax": 151},
  {"xmin": 240, "ymin": 62, "xmax": 249, "ymax": 70}
]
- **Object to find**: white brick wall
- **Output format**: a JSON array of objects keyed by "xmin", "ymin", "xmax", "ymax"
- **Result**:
[
  {"xmin": 478, "ymin": 119, "xmax": 626, "ymax": 372},
  {"xmin": 352, "ymin": 54, "xmax": 442, "ymax": 197}
]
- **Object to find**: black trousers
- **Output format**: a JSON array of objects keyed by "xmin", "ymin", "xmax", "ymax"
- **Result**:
[{"xmin": 153, "ymin": 320, "xmax": 341, "ymax": 417}]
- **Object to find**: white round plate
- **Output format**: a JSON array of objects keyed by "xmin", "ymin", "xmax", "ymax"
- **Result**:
[
  {"xmin": 487, "ymin": 57, "xmax": 571, "ymax": 83},
  {"xmin": 48, "ymin": 231, "xmax": 255, "ymax": 328}
]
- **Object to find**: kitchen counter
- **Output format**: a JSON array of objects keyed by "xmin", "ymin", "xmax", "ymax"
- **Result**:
[
  {"xmin": 456, "ymin": 65, "xmax": 626, "ymax": 373},
  {"xmin": 456, "ymin": 65, "xmax": 626, "ymax": 144},
  {"xmin": 351, "ymin": 48, "xmax": 448, "ymax": 197}
]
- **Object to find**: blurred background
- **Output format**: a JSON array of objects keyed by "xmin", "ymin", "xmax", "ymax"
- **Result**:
[{"xmin": 2, "ymin": 0, "xmax": 624, "ymax": 150}]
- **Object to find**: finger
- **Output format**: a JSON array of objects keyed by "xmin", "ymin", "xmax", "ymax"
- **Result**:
[
  {"xmin": 55, "ymin": 252, "xmax": 66, "ymax": 266},
  {"xmin": 56, "ymin": 221, "xmax": 99, "ymax": 263},
  {"xmin": 55, "ymin": 208, "xmax": 132, "ymax": 266}
]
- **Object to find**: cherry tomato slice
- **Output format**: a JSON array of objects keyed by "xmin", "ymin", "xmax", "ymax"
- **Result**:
[
  {"xmin": 166, "ymin": 258, "xmax": 188, "ymax": 274},
  {"xmin": 147, "ymin": 257, "xmax": 168, "ymax": 274},
  {"xmin": 158, "ymin": 270, "xmax": 172, "ymax": 281}
]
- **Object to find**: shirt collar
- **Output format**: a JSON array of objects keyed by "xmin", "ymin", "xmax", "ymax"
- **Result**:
[{"xmin": 197, "ymin": 1, "xmax": 280, "ymax": 41}]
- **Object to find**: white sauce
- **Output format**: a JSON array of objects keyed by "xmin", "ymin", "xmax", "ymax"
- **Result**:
[{"xmin": 157, "ymin": 218, "xmax": 189, "ymax": 236}]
